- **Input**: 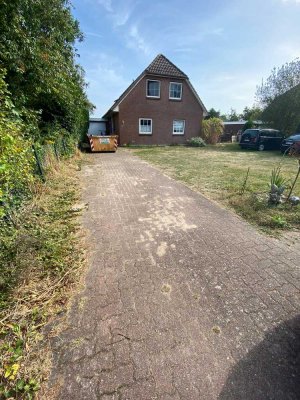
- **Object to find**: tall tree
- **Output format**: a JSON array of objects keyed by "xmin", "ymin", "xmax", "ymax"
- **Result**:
[
  {"xmin": 227, "ymin": 108, "xmax": 240, "ymax": 121},
  {"xmin": 0, "ymin": 0, "xmax": 92, "ymax": 142},
  {"xmin": 240, "ymin": 106, "xmax": 262, "ymax": 121},
  {"xmin": 261, "ymin": 84, "xmax": 300, "ymax": 135},
  {"xmin": 256, "ymin": 58, "xmax": 300, "ymax": 107},
  {"xmin": 256, "ymin": 58, "xmax": 300, "ymax": 135},
  {"xmin": 206, "ymin": 108, "xmax": 221, "ymax": 119}
]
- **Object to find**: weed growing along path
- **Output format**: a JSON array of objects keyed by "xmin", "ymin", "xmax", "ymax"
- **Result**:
[{"xmin": 0, "ymin": 156, "xmax": 85, "ymax": 399}]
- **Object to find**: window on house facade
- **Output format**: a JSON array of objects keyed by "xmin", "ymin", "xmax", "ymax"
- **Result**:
[
  {"xmin": 139, "ymin": 118, "xmax": 152, "ymax": 134},
  {"xmin": 169, "ymin": 82, "xmax": 182, "ymax": 100},
  {"xmin": 173, "ymin": 120, "xmax": 185, "ymax": 135},
  {"xmin": 146, "ymin": 80, "xmax": 160, "ymax": 98}
]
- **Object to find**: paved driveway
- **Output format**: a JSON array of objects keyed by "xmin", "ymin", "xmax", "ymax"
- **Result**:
[{"xmin": 49, "ymin": 150, "xmax": 299, "ymax": 399}]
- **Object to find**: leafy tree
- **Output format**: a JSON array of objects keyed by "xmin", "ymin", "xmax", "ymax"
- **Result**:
[
  {"xmin": 0, "ymin": 0, "xmax": 93, "ymax": 216},
  {"xmin": 257, "ymin": 59, "xmax": 300, "ymax": 134},
  {"xmin": 219, "ymin": 113, "xmax": 227, "ymax": 122},
  {"xmin": 240, "ymin": 106, "xmax": 262, "ymax": 121},
  {"xmin": 227, "ymin": 108, "xmax": 240, "ymax": 121},
  {"xmin": 261, "ymin": 84, "xmax": 300, "ymax": 135},
  {"xmin": 201, "ymin": 118, "xmax": 224, "ymax": 145},
  {"xmin": 0, "ymin": 0, "xmax": 92, "ymax": 143},
  {"xmin": 206, "ymin": 108, "xmax": 221, "ymax": 119},
  {"xmin": 256, "ymin": 58, "xmax": 300, "ymax": 107}
]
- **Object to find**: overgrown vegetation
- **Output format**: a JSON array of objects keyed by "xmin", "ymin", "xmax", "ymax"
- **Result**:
[
  {"xmin": 0, "ymin": 155, "xmax": 85, "ymax": 399},
  {"xmin": 0, "ymin": 0, "xmax": 91, "ymax": 143},
  {"xmin": 0, "ymin": 0, "xmax": 92, "ymax": 218},
  {"xmin": 256, "ymin": 58, "xmax": 300, "ymax": 107},
  {"xmin": 0, "ymin": 71, "xmax": 35, "ymax": 217},
  {"xmin": 0, "ymin": 2, "xmax": 91, "ymax": 398},
  {"xmin": 201, "ymin": 118, "xmax": 223, "ymax": 145},
  {"xmin": 131, "ymin": 144, "xmax": 300, "ymax": 233},
  {"xmin": 261, "ymin": 84, "xmax": 300, "ymax": 135},
  {"xmin": 256, "ymin": 58, "xmax": 300, "ymax": 135}
]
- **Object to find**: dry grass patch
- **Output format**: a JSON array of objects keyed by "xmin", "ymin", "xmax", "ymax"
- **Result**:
[
  {"xmin": 0, "ymin": 153, "xmax": 86, "ymax": 399},
  {"xmin": 131, "ymin": 144, "xmax": 300, "ymax": 233}
]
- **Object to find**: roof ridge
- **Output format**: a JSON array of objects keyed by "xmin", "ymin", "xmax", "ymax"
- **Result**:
[
  {"xmin": 144, "ymin": 54, "xmax": 188, "ymax": 78},
  {"xmin": 102, "ymin": 54, "xmax": 207, "ymax": 117}
]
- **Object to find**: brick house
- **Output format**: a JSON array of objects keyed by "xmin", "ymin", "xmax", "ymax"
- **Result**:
[{"xmin": 103, "ymin": 54, "xmax": 207, "ymax": 145}]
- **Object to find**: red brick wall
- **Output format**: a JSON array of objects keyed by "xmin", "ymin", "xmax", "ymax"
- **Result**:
[{"xmin": 116, "ymin": 75, "xmax": 204, "ymax": 145}]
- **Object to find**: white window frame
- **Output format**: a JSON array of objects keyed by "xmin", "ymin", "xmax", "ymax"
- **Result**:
[
  {"xmin": 173, "ymin": 119, "xmax": 185, "ymax": 135},
  {"xmin": 139, "ymin": 118, "xmax": 152, "ymax": 135},
  {"xmin": 146, "ymin": 80, "xmax": 160, "ymax": 98},
  {"xmin": 169, "ymin": 82, "xmax": 182, "ymax": 100}
]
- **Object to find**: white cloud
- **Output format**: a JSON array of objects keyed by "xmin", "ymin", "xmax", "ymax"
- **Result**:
[
  {"xmin": 85, "ymin": 31, "xmax": 103, "ymax": 39},
  {"xmin": 126, "ymin": 24, "xmax": 152, "ymax": 56},
  {"xmin": 111, "ymin": 9, "xmax": 131, "ymax": 26},
  {"xmin": 97, "ymin": 0, "xmax": 113, "ymax": 12},
  {"xmin": 97, "ymin": 0, "xmax": 136, "ymax": 27}
]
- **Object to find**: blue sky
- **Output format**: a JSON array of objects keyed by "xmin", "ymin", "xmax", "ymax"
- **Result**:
[{"xmin": 71, "ymin": 0, "xmax": 300, "ymax": 117}]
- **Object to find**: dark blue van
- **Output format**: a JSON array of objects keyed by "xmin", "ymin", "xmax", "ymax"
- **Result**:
[{"xmin": 240, "ymin": 129, "xmax": 284, "ymax": 151}]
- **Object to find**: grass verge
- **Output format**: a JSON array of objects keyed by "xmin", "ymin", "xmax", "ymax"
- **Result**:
[
  {"xmin": 0, "ymin": 153, "xmax": 86, "ymax": 399},
  {"xmin": 130, "ymin": 143, "xmax": 300, "ymax": 234}
]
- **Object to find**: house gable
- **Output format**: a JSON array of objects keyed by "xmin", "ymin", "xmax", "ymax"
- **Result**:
[
  {"xmin": 104, "ymin": 54, "xmax": 207, "ymax": 116},
  {"xmin": 103, "ymin": 54, "xmax": 207, "ymax": 145}
]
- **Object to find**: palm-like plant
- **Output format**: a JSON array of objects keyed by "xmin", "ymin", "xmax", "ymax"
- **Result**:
[{"xmin": 269, "ymin": 166, "xmax": 287, "ymax": 204}]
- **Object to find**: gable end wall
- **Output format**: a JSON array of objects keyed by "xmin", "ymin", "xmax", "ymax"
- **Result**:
[{"xmin": 117, "ymin": 75, "xmax": 203, "ymax": 145}]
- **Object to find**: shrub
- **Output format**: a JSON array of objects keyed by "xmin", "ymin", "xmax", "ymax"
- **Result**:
[
  {"xmin": 201, "ymin": 118, "xmax": 223, "ymax": 144},
  {"xmin": 268, "ymin": 166, "xmax": 287, "ymax": 204},
  {"xmin": 0, "ymin": 70, "xmax": 35, "ymax": 217},
  {"xmin": 186, "ymin": 137, "xmax": 206, "ymax": 147},
  {"xmin": 271, "ymin": 215, "xmax": 289, "ymax": 228}
]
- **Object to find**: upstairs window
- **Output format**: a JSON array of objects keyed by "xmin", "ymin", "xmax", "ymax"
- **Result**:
[
  {"xmin": 169, "ymin": 82, "xmax": 182, "ymax": 100},
  {"xmin": 173, "ymin": 120, "xmax": 185, "ymax": 135},
  {"xmin": 146, "ymin": 80, "xmax": 160, "ymax": 98},
  {"xmin": 139, "ymin": 118, "xmax": 152, "ymax": 134}
]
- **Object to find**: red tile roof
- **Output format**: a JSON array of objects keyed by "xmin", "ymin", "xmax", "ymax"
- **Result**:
[
  {"xmin": 103, "ymin": 54, "xmax": 207, "ymax": 116},
  {"xmin": 145, "ymin": 54, "xmax": 187, "ymax": 78}
]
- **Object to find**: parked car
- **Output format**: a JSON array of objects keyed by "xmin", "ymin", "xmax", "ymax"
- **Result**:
[
  {"xmin": 239, "ymin": 129, "xmax": 284, "ymax": 151},
  {"xmin": 280, "ymin": 133, "xmax": 300, "ymax": 154}
]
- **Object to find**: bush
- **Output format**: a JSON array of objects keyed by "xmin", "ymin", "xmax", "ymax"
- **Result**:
[
  {"xmin": 201, "ymin": 118, "xmax": 223, "ymax": 144},
  {"xmin": 187, "ymin": 137, "xmax": 206, "ymax": 147},
  {"xmin": 0, "ymin": 70, "xmax": 35, "ymax": 217}
]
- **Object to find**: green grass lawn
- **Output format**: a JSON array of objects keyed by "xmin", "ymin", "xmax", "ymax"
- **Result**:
[{"xmin": 130, "ymin": 143, "xmax": 300, "ymax": 233}]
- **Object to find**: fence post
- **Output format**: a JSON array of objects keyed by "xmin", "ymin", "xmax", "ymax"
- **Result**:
[
  {"xmin": 32, "ymin": 145, "xmax": 45, "ymax": 182},
  {"xmin": 53, "ymin": 141, "xmax": 60, "ymax": 161},
  {"xmin": 62, "ymin": 138, "xmax": 67, "ymax": 155}
]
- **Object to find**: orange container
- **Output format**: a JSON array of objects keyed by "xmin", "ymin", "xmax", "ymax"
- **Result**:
[{"xmin": 87, "ymin": 135, "xmax": 118, "ymax": 152}]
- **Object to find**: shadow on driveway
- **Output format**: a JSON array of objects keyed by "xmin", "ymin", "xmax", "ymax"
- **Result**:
[{"xmin": 219, "ymin": 315, "xmax": 300, "ymax": 400}]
